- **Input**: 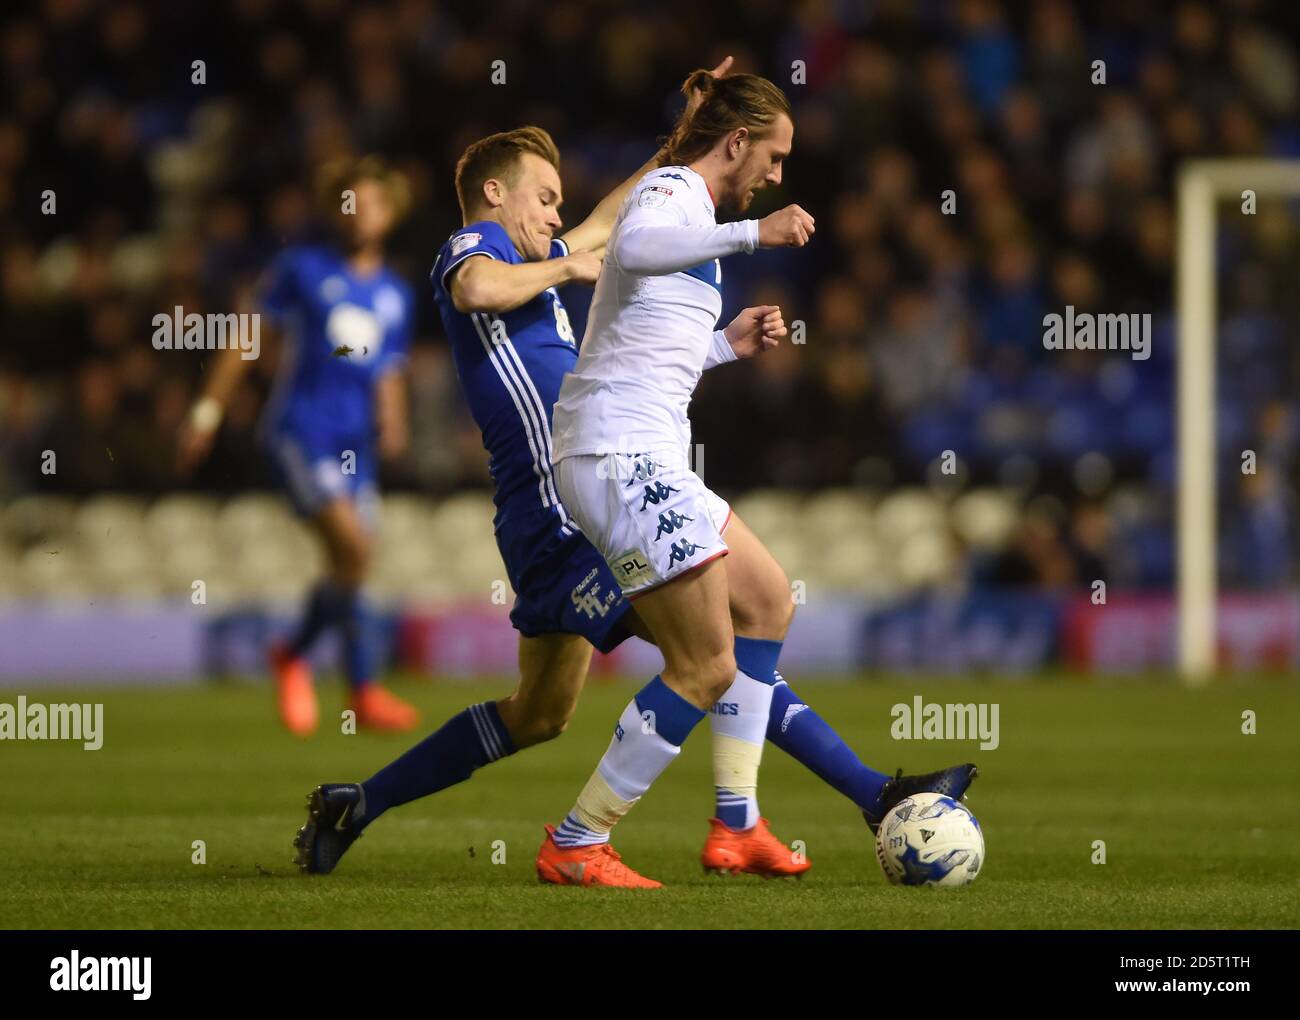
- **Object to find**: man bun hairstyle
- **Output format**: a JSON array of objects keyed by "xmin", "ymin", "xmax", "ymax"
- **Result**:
[
  {"xmin": 454, "ymin": 126, "xmax": 561, "ymax": 219},
  {"xmin": 661, "ymin": 71, "xmax": 792, "ymax": 167}
]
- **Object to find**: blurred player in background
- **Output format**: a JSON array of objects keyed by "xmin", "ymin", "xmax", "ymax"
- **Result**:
[{"xmin": 177, "ymin": 156, "xmax": 420, "ymax": 735}]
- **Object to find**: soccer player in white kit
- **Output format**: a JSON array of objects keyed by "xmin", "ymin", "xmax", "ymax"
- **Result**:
[
  {"xmin": 536, "ymin": 71, "xmax": 817, "ymax": 886},
  {"xmin": 536, "ymin": 71, "xmax": 978, "ymax": 888}
]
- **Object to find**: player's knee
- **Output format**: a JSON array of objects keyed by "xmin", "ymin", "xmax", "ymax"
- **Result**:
[
  {"xmin": 514, "ymin": 715, "xmax": 568, "ymax": 748},
  {"xmin": 499, "ymin": 694, "xmax": 573, "ymax": 748},
  {"xmin": 732, "ymin": 572, "xmax": 795, "ymax": 637},
  {"xmin": 757, "ymin": 570, "xmax": 796, "ymax": 634},
  {"xmin": 774, "ymin": 586, "xmax": 796, "ymax": 632},
  {"xmin": 333, "ymin": 535, "xmax": 371, "ymax": 585},
  {"xmin": 698, "ymin": 649, "xmax": 738, "ymax": 704},
  {"xmin": 742, "ymin": 595, "xmax": 793, "ymax": 637},
  {"xmin": 532, "ymin": 714, "xmax": 570, "ymax": 744}
]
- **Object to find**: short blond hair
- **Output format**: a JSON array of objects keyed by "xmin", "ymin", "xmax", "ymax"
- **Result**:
[{"xmin": 454, "ymin": 126, "xmax": 561, "ymax": 219}]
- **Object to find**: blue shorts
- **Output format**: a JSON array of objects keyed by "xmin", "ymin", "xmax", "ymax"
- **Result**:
[
  {"xmin": 495, "ymin": 508, "xmax": 634, "ymax": 654},
  {"xmin": 265, "ymin": 431, "xmax": 379, "ymax": 529}
]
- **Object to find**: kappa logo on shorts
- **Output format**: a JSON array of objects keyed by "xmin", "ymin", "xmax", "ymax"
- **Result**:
[
  {"xmin": 653, "ymin": 510, "xmax": 694, "ymax": 541},
  {"xmin": 621, "ymin": 455, "xmax": 657, "ymax": 485},
  {"xmin": 637, "ymin": 481, "xmax": 680, "ymax": 511},
  {"xmin": 611, "ymin": 550, "xmax": 656, "ymax": 588},
  {"xmin": 667, "ymin": 539, "xmax": 702, "ymax": 564}
]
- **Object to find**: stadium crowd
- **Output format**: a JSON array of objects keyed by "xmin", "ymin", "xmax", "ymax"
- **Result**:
[{"xmin": 2, "ymin": 0, "xmax": 1299, "ymax": 591}]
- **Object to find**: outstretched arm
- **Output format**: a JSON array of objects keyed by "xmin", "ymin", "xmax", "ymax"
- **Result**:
[
  {"xmin": 615, "ymin": 203, "xmax": 815, "ymax": 278},
  {"xmin": 615, "ymin": 217, "xmax": 760, "ymax": 276},
  {"xmin": 559, "ymin": 56, "xmax": 733, "ymax": 254},
  {"xmin": 450, "ymin": 249, "xmax": 602, "ymax": 314}
]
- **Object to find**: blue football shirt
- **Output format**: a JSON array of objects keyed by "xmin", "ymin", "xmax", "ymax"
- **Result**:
[
  {"xmin": 430, "ymin": 221, "xmax": 580, "ymax": 526},
  {"xmin": 259, "ymin": 245, "xmax": 413, "ymax": 447}
]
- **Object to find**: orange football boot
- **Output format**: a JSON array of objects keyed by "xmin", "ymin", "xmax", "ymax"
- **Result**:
[
  {"xmin": 700, "ymin": 817, "xmax": 811, "ymax": 878},
  {"xmin": 350, "ymin": 684, "xmax": 420, "ymax": 732},
  {"xmin": 536, "ymin": 825, "xmax": 663, "ymax": 888},
  {"xmin": 271, "ymin": 644, "xmax": 319, "ymax": 736}
]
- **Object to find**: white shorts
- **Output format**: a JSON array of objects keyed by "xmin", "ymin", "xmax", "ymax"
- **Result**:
[{"xmin": 555, "ymin": 452, "xmax": 732, "ymax": 597}]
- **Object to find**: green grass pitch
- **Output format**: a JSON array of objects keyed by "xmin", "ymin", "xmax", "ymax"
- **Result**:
[{"xmin": 1, "ymin": 675, "xmax": 1297, "ymax": 929}]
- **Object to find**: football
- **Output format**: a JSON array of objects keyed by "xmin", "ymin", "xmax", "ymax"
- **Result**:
[{"xmin": 875, "ymin": 792, "xmax": 984, "ymax": 887}]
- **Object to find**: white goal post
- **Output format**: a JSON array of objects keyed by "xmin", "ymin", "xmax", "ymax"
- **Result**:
[{"xmin": 1176, "ymin": 159, "xmax": 1300, "ymax": 684}]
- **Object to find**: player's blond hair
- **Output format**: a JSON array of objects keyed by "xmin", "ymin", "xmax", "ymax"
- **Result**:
[
  {"xmin": 315, "ymin": 154, "xmax": 413, "ymax": 222},
  {"xmin": 454, "ymin": 126, "xmax": 561, "ymax": 219},
  {"xmin": 661, "ymin": 71, "xmax": 792, "ymax": 167}
]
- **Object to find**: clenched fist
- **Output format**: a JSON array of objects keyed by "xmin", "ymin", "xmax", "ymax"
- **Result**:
[
  {"xmin": 562, "ymin": 249, "xmax": 603, "ymax": 286},
  {"xmin": 758, "ymin": 204, "xmax": 815, "ymax": 248},
  {"xmin": 723, "ymin": 305, "xmax": 787, "ymax": 358}
]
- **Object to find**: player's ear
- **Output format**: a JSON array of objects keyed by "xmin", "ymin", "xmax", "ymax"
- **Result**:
[
  {"xmin": 729, "ymin": 127, "xmax": 749, "ymax": 159},
  {"xmin": 482, "ymin": 178, "xmax": 505, "ymax": 209}
]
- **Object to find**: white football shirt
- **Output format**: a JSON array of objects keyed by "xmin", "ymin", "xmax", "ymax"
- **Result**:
[{"xmin": 551, "ymin": 165, "xmax": 759, "ymax": 462}]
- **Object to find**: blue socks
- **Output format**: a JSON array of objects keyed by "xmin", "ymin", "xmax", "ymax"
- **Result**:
[
  {"xmin": 287, "ymin": 581, "xmax": 374, "ymax": 690},
  {"xmin": 337, "ymin": 587, "xmax": 375, "ymax": 690},
  {"xmin": 766, "ymin": 671, "xmax": 891, "ymax": 814},
  {"xmin": 360, "ymin": 702, "xmax": 516, "ymax": 824},
  {"xmin": 288, "ymin": 581, "xmax": 346, "ymax": 656},
  {"xmin": 734, "ymin": 636, "xmax": 783, "ymax": 683}
]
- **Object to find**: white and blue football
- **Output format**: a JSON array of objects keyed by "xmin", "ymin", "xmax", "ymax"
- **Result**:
[{"xmin": 875, "ymin": 792, "xmax": 984, "ymax": 887}]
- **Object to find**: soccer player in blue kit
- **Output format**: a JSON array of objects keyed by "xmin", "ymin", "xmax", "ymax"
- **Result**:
[
  {"xmin": 294, "ymin": 65, "xmax": 975, "ymax": 884},
  {"xmin": 179, "ymin": 156, "xmax": 420, "ymax": 735}
]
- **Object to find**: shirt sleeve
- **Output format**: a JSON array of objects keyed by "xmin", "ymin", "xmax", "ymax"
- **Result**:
[
  {"xmin": 701, "ymin": 328, "xmax": 738, "ymax": 371},
  {"xmin": 611, "ymin": 180, "xmax": 759, "ymax": 276},
  {"xmin": 439, "ymin": 221, "xmax": 516, "ymax": 290}
]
